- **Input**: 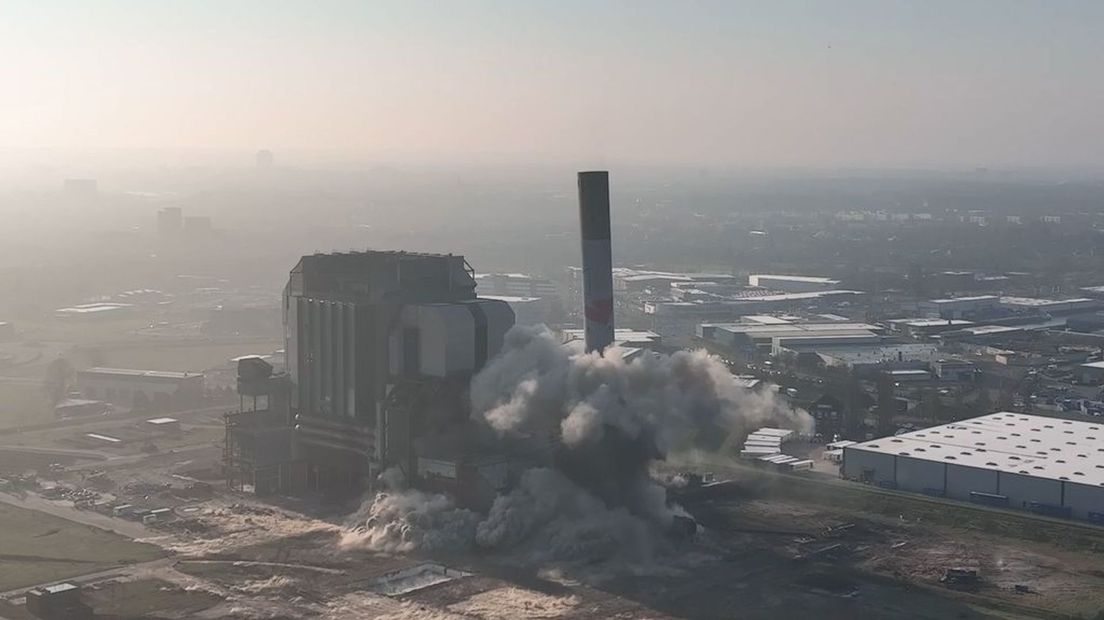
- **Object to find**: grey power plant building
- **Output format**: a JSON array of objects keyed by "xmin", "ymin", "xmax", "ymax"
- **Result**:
[
  {"xmin": 226, "ymin": 250, "xmax": 514, "ymax": 494},
  {"xmin": 287, "ymin": 250, "xmax": 513, "ymax": 485}
]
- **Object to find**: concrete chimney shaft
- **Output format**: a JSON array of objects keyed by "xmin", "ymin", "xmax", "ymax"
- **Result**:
[{"xmin": 578, "ymin": 171, "xmax": 615, "ymax": 353}]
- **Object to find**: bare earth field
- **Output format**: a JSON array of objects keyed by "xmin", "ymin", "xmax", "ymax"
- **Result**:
[
  {"xmin": 0, "ymin": 502, "xmax": 162, "ymax": 592},
  {"xmin": 0, "ymin": 383, "xmax": 50, "ymax": 429},
  {"xmin": 2, "ymin": 463, "xmax": 1104, "ymax": 619}
]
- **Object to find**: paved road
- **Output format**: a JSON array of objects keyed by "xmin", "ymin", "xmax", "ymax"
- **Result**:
[
  {"xmin": 0, "ymin": 444, "xmax": 110, "ymax": 461},
  {"xmin": 0, "ymin": 490, "xmax": 151, "ymax": 539},
  {"xmin": 0, "ymin": 376, "xmax": 43, "ymax": 385}
]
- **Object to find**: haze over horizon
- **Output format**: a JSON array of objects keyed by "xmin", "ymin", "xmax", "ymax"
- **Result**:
[{"xmin": 3, "ymin": 0, "xmax": 1103, "ymax": 171}]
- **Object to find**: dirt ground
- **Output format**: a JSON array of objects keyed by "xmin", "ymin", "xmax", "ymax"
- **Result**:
[
  {"xmin": 721, "ymin": 496, "xmax": 1104, "ymax": 618},
  {"xmin": 0, "ymin": 383, "xmax": 50, "ymax": 429},
  {"xmin": 84, "ymin": 578, "xmax": 224, "ymax": 619},
  {"xmin": 0, "ymin": 502, "xmax": 162, "ymax": 591},
  {"xmin": 3, "ymin": 469, "xmax": 1103, "ymax": 619}
]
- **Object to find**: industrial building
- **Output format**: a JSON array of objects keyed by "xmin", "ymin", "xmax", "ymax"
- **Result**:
[
  {"xmin": 698, "ymin": 317, "xmax": 882, "ymax": 353},
  {"xmin": 842, "ymin": 412, "xmax": 1104, "ymax": 522},
  {"xmin": 561, "ymin": 328, "xmax": 662, "ymax": 361},
  {"xmin": 473, "ymin": 273, "xmax": 559, "ymax": 325},
  {"xmin": 645, "ymin": 290, "xmax": 863, "ymax": 336},
  {"xmin": 282, "ymin": 250, "xmax": 513, "ymax": 490},
  {"xmin": 53, "ymin": 398, "xmax": 110, "ymax": 419},
  {"xmin": 146, "ymin": 417, "xmax": 182, "ymax": 434},
  {"xmin": 918, "ymin": 295, "xmax": 1001, "ymax": 320},
  {"xmin": 598, "ymin": 267, "xmax": 859, "ymax": 338},
  {"xmin": 747, "ymin": 274, "xmax": 841, "ymax": 293},
  {"xmin": 932, "ymin": 359, "xmax": 977, "ymax": 382},
  {"xmin": 77, "ymin": 368, "xmax": 204, "ymax": 410},
  {"xmin": 784, "ymin": 343, "xmax": 940, "ymax": 371},
  {"xmin": 885, "ymin": 318, "xmax": 974, "ymax": 339},
  {"xmin": 25, "ymin": 582, "xmax": 91, "ymax": 620},
  {"xmin": 608, "ymin": 269, "xmax": 738, "ymax": 293},
  {"xmin": 226, "ymin": 250, "xmax": 517, "ymax": 495},
  {"xmin": 1079, "ymin": 361, "xmax": 1104, "ymax": 385},
  {"xmin": 998, "ymin": 296, "xmax": 1101, "ymax": 315},
  {"xmin": 919, "ymin": 295, "xmax": 1101, "ymax": 323},
  {"xmin": 561, "ymin": 328, "xmax": 661, "ymax": 349},
  {"xmin": 224, "ymin": 357, "xmax": 296, "ymax": 494},
  {"xmin": 474, "ymin": 272, "xmax": 558, "ymax": 298}
]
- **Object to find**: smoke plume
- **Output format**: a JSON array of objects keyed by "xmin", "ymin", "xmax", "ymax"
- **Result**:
[{"xmin": 343, "ymin": 326, "xmax": 811, "ymax": 565}]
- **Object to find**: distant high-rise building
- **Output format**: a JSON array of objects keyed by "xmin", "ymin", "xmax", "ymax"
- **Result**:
[
  {"xmin": 157, "ymin": 207, "xmax": 182, "ymax": 236},
  {"xmin": 255, "ymin": 149, "xmax": 274, "ymax": 168}
]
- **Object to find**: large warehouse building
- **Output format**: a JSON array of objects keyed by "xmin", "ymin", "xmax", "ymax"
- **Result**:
[
  {"xmin": 78, "ymin": 367, "xmax": 204, "ymax": 411},
  {"xmin": 842, "ymin": 412, "xmax": 1104, "ymax": 522}
]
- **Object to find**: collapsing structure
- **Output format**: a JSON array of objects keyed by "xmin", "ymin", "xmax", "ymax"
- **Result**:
[
  {"xmin": 225, "ymin": 251, "xmax": 514, "ymax": 495},
  {"xmin": 226, "ymin": 172, "xmax": 620, "ymax": 501}
]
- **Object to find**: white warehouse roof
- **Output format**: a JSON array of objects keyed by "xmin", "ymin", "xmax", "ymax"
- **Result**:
[
  {"xmin": 80, "ymin": 367, "xmax": 201, "ymax": 380},
  {"xmin": 999, "ymin": 296, "xmax": 1095, "ymax": 307},
  {"xmin": 924, "ymin": 295, "xmax": 1000, "ymax": 305},
  {"xmin": 846, "ymin": 412, "xmax": 1104, "ymax": 487},
  {"xmin": 749, "ymin": 274, "xmax": 840, "ymax": 284}
]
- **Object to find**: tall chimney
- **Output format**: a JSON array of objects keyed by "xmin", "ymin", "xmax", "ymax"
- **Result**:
[{"xmin": 578, "ymin": 171, "xmax": 615, "ymax": 353}]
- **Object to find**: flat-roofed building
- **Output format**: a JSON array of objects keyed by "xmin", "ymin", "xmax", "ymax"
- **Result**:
[
  {"xmin": 796, "ymin": 343, "xmax": 940, "ymax": 370},
  {"xmin": 842, "ymin": 412, "xmax": 1104, "ymax": 522},
  {"xmin": 146, "ymin": 416, "xmax": 182, "ymax": 433},
  {"xmin": 748, "ymin": 274, "xmax": 841, "ymax": 293},
  {"xmin": 999, "ymin": 296, "xmax": 1101, "ymax": 315},
  {"xmin": 918, "ymin": 295, "xmax": 1000, "ymax": 320},
  {"xmin": 77, "ymin": 367, "xmax": 204, "ymax": 411},
  {"xmin": 886, "ymin": 318, "xmax": 974, "ymax": 339},
  {"xmin": 54, "ymin": 303, "xmax": 136, "ymax": 319},
  {"xmin": 475, "ymin": 272, "xmax": 558, "ymax": 298},
  {"xmin": 562, "ymin": 328, "xmax": 662, "ymax": 350},
  {"xmin": 1079, "ymin": 361, "xmax": 1104, "ymax": 385},
  {"xmin": 699, "ymin": 319, "xmax": 882, "ymax": 353},
  {"xmin": 283, "ymin": 250, "xmax": 514, "ymax": 487}
]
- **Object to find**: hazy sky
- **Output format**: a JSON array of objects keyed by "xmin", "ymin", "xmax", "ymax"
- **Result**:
[{"xmin": 2, "ymin": 1, "xmax": 1102, "ymax": 168}]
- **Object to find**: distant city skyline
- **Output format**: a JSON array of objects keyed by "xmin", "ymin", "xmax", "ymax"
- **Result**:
[{"xmin": 2, "ymin": 1, "xmax": 1102, "ymax": 169}]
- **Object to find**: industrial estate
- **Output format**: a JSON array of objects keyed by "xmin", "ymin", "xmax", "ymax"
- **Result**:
[{"xmin": 2, "ymin": 170, "xmax": 1104, "ymax": 619}]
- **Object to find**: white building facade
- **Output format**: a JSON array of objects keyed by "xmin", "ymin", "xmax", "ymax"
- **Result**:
[{"xmin": 842, "ymin": 412, "xmax": 1104, "ymax": 522}]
